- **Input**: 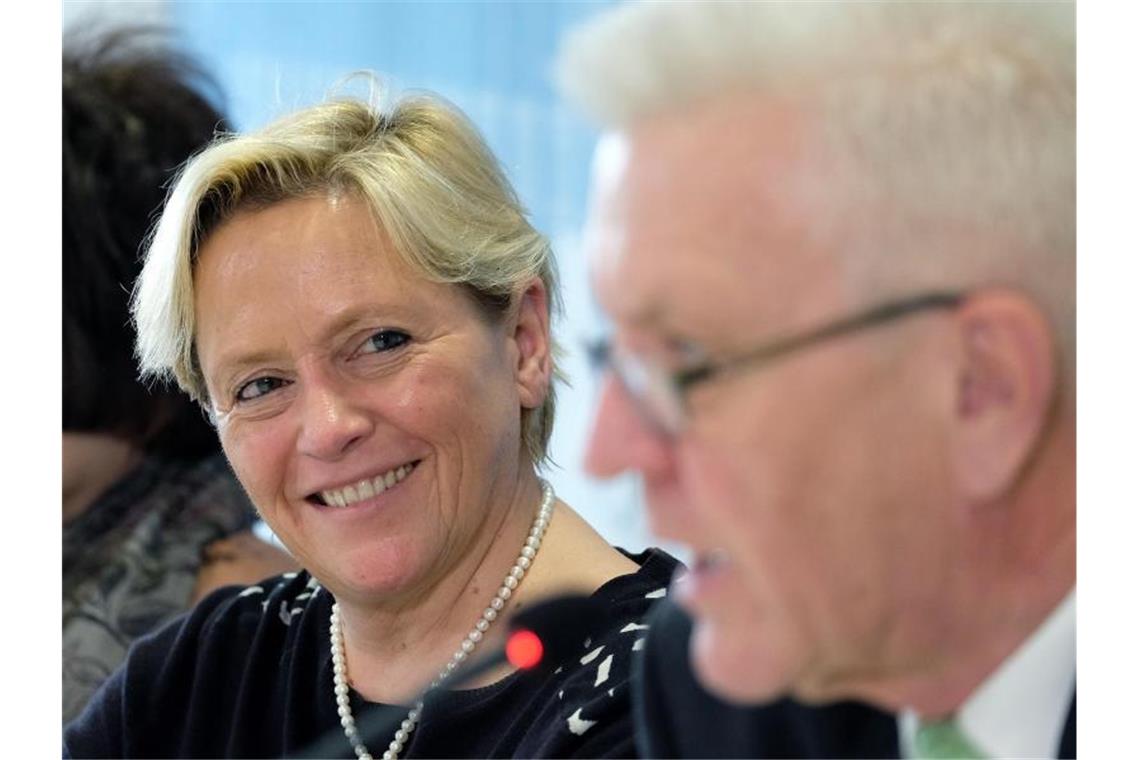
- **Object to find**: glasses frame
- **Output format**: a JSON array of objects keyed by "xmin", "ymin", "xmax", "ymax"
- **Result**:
[{"xmin": 588, "ymin": 291, "xmax": 964, "ymax": 435}]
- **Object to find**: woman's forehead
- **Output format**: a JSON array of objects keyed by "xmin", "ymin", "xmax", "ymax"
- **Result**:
[{"xmin": 192, "ymin": 197, "xmax": 461, "ymax": 356}]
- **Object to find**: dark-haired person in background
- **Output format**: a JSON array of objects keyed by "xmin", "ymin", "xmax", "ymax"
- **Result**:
[
  {"xmin": 63, "ymin": 28, "xmax": 296, "ymax": 724},
  {"xmin": 559, "ymin": 2, "xmax": 1074, "ymax": 758}
]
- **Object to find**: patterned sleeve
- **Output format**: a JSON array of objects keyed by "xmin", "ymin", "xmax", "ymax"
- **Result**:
[{"xmin": 521, "ymin": 581, "xmax": 669, "ymax": 758}]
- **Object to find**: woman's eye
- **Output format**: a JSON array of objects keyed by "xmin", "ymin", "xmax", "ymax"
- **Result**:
[
  {"xmin": 360, "ymin": 329, "xmax": 410, "ymax": 355},
  {"xmin": 236, "ymin": 376, "xmax": 286, "ymax": 402}
]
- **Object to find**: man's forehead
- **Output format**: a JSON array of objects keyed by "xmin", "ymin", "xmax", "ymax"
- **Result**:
[{"xmin": 586, "ymin": 96, "xmax": 842, "ymax": 333}]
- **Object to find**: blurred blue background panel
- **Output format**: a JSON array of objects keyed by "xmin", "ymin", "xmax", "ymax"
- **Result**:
[
  {"xmin": 104, "ymin": 0, "xmax": 659, "ymax": 553},
  {"xmin": 170, "ymin": 1, "xmax": 611, "ymax": 239}
]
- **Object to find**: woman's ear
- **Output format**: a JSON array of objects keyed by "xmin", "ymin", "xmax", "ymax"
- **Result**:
[
  {"xmin": 510, "ymin": 277, "xmax": 553, "ymax": 410},
  {"xmin": 947, "ymin": 290, "xmax": 1058, "ymax": 502}
]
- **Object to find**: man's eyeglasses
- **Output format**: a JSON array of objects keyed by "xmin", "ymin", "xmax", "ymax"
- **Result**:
[{"xmin": 586, "ymin": 292, "xmax": 964, "ymax": 436}]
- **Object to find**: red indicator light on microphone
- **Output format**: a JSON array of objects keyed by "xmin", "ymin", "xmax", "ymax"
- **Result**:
[{"xmin": 506, "ymin": 629, "xmax": 544, "ymax": 669}]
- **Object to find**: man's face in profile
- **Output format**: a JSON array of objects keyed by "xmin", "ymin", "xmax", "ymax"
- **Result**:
[{"xmin": 582, "ymin": 96, "xmax": 958, "ymax": 705}]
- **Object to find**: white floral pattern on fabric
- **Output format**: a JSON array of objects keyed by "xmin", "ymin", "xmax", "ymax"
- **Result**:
[
  {"xmin": 594, "ymin": 654, "xmax": 614, "ymax": 687},
  {"xmin": 567, "ymin": 707, "xmax": 598, "ymax": 736}
]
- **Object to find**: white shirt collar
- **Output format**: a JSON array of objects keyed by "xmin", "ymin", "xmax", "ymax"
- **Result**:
[{"xmin": 899, "ymin": 589, "xmax": 1075, "ymax": 758}]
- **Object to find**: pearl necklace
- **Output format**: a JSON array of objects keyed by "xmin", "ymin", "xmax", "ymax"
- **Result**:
[{"xmin": 329, "ymin": 480, "xmax": 555, "ymax": 760}]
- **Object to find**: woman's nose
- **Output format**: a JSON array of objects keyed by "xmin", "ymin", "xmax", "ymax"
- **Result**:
[{"xmin": 295, "ymin": 378, "xmax": 374, "ymax": 461}]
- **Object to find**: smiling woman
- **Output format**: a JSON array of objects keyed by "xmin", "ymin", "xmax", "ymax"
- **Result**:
[{"xmin": 62, "ymin": 91, "xmax": 678, "ymax": 758}]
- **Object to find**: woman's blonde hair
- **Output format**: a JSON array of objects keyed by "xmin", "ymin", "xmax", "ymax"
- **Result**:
[{"xmin": 132, "ymin": 90, "xmax": 563, "ymax": 465}]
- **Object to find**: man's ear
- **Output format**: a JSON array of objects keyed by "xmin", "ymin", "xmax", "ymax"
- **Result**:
[
  {"xmin": 948, "ymin": 290, "xmax": 1058, "ymax": 502},
  {"xmin": 510, "ymin": 277, "xmax": 553, "ymax": 410}
]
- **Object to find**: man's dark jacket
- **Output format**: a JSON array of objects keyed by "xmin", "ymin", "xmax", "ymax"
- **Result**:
[{"xmin": 634, "ymin": 601, "xmax": 1076, "ymax": 758}]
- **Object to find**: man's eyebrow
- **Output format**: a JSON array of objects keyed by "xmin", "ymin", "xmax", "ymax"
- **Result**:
[{"xmin": 591, "ymin": 289, "xmax": 669, "ymax": 332}]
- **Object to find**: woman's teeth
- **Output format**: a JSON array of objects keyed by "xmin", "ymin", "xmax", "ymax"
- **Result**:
[{"xmin": 321, "ymin": 463, "xmax": 414, "ymax": 508}]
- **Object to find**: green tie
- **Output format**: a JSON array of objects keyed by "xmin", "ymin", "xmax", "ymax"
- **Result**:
[{"xmin": 913, "ymin": 718, "xmax": 987, "ymax": 759}]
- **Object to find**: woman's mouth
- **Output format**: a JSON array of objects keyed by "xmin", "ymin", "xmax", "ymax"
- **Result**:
[{"xmin": 308, "ymin": 460, "xmax": 420, "ymax": 508}]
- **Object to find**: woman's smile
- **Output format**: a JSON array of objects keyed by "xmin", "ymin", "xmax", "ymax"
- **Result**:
[{"xmin": 308, "ymin": 459, "xmax": 420, "ymax": 509}]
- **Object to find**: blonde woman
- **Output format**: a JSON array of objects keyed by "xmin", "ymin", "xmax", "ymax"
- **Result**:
[{"xmin": 64, "ymin": 91, "xmax": 676, "ymax": 758}]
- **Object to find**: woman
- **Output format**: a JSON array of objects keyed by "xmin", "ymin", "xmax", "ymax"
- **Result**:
[
  {"xmin": 64, "ymin": 90, "xmax": 677, "ymax": 758},
  {"xmin": 62, "ymin": 28, "xmax": 297, "ymax": 725}
]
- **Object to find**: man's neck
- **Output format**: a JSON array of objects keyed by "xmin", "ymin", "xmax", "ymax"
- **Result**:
[
  {"xmin": 898, "ymin": 590, "xmax": 1075, "ymax": 758},
  {"xmin": 890, "ymin": 416, "xmax": 1075, "ymax": 716}
]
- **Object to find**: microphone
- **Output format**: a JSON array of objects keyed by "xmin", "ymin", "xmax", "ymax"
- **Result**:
[{"xmin": 295, "ymin": 593, "xmax": 605, "ymax": 759}]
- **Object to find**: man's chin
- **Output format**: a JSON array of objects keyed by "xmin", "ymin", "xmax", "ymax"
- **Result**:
[{"xmin": 689, "ymin": 613, "xmax": 793, "ymax": 706}]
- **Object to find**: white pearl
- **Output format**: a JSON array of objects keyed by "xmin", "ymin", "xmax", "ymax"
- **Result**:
[{"xmin": 328, "ymin": 480, "xmax": 555, "ymax": 760}]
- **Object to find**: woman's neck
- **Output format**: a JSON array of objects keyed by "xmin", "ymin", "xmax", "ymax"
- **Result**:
[{"xmin": 334, "ymin": 473, "xmax": 547, "ymax": 703}]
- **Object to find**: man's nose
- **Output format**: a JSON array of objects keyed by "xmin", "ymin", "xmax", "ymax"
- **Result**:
[{"xmin": 584, "ymin": 374, "xmax": 674, "ymax": 480}]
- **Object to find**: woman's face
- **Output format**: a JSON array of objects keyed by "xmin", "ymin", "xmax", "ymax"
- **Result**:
[{"xmin": 194, "ymin": 194, "xmax": 539, "ymax": 604}]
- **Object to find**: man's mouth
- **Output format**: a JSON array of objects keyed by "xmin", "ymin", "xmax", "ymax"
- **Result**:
[{"xmin": 692, "ymin": 548, "xmax": 730, "ymax": 574}]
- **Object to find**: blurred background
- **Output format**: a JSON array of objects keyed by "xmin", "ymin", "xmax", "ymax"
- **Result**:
[{"xmin": 62, "ymin": 0, "xmax": 662, "ymax": 555}]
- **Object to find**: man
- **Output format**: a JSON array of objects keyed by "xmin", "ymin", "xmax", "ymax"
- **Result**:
[{"xmin": 557, "ymin": 2, "xmax": 1074, "ymax": 757}]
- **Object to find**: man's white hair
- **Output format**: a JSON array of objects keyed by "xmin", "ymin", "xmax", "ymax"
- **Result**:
[{"xmin": 557, "ymin": 1, "xmax": 1075, "ymax": 370}]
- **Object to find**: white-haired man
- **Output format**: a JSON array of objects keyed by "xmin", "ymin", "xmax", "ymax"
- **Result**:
[{"xmin": 558, "ymin": 2, "xmax": 1074, "ymax": 758}]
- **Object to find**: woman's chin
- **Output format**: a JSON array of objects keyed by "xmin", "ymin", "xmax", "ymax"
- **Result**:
[{"xmin": 313, "ymin": 548, "xmax": 425, "ymax": 604}]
